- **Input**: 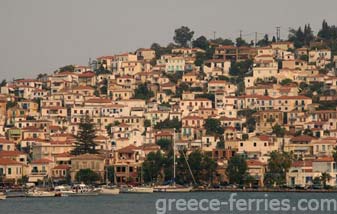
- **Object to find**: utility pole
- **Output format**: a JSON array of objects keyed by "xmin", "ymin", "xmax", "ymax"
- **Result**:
[
  {"xmin": 239, "ymin": 30, "xmax": 242, "ymax": 39},
  {"xmin": 213, "ymin": 31, "xmax": 216, "ymax": 40}
]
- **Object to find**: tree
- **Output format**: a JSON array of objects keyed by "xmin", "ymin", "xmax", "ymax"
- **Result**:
[
  {"xmin": 144, "ymin": 119, "xmax": 151, "ymax": 128},
  {"xmin": 175, "ymin": 150, "xmax": 217, "ymax": 185},
  {"xmin": 192, "ymin": 36, "xmax": 209, "ymax": 50},
  {"xmin": 288, "ymin": 24, "xmax": 314, "ymax": 48},
  {"xmin": 75, "ymin": 169, "xmax": 101, "ymax": 184},
  {"xmin": 59, "ymin": 65, "xmax": 75, "ymax": 72},
  {"xmin": 272, "ymin": 124, "xmax": 285, "ymax": 137},
  {"xmin": 235, "ymin": 37, "xmax": 249, "ymax": 47},
  {"xmin": 71, "ymin": 116, "xmax": 97, "ymax": 155},
  {"xmin": 106, "ymin": 166, "xmax": 115, "ymax": 184},
  {"xmin": 211, "ymin": 37, "xmax": 234, "ymax": 46},
  {"xmin": 173, "ymin": 26, "xmax": 194, "ymax": 47},
  {"xmin": 257, "ymin": 34, "xmax": 270, "ymax": 47},
  {"xmin": 154, "ymin": 118, "xmax": 182, "ymax": 130},
  {"xmin": 204, "ymin": 118, "xmax": 224, "ymax": 136},
  {"xmin": 320, "ymin": 172, "xmax": 332, "ymax": 189},
  {"xmin": 0, "ymin": 79, "xmax": 6, "ymax": 87},
  {"xmin": 142, "ymin": 151, "xmax": 165, "ymax": 183},
  {"xmin": 226, "ymin": 155, "xmax": 248, "ymax": 185},
  {"xmin": 156, "ymin": 139, "xmax": 172, "ymax": 151},
  {"xmin": 280, "ymin": 78, "xmax": 293, "ymax": 85},
  {"xmin": 194, "ymin": 52, "xmax": 207, "ymax": 66},
  {"xmin": 264, "ymin": 151, "xmax": 292, "ymax": 187},
  {"xmin": 134, "ymin": 83, "xmax": 154, "ymax": 100}
]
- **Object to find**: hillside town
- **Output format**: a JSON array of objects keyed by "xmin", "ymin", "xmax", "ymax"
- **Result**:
[{"xmin": 1, "ymin": 21, "xmax": 337, "ymax": 191}]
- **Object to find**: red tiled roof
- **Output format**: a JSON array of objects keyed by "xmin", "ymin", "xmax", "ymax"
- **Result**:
[
  {"xmin": 53, "ymin": 165, "xmax": 71, "ymax": 170},
  {"xmin": 0, "ymin": 158, "xmax": 22, "ymax": 165},
  {"xmin": 31, "ymin": 158, "xmax": 53, "ymax": 164},
  {"xmin": 0, "ymin": 150, "xmax": 26, "ymax": 157}
]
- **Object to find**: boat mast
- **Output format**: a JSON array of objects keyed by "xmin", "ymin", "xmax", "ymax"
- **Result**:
[{"xmin": 173, "ymin": 128, "xmax": 176, "ymax": 186}]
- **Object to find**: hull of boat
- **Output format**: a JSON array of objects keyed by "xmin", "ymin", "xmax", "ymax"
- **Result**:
[
  {"xmin": 26, "ymin": 192, "xmax": 55, "ymax": 197},
  {"xmin": 154, "ymin": 187, "xmax": 192, "ymax": 193},
  {"xmin": 100, "ymin": 188, "xmax": 120, "ymax": 195},
  {"xmin": 130, "ymin": 187, "xmax": 153, "ymax": 193}
]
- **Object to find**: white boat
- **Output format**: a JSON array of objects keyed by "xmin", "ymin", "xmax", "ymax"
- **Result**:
[
  {"xmin": 154, "ymin": 185, "xmax": 192, "ymax": 193},
  {"xmin": 70, "ymin": 184, "xmax": 98, "ymax": 196},
  {"xmin": 100, "ymin": 186, "xmax": 120, "ymax": 195},
  {"xmin": 0, "ymin": 192, "xmax": 6, "ymax": 200},
  {"xmin": 153, "ymin": 129, "xmax": 193, "ymax": 193},
  {"xmin": 54, "ymin": 185, "xmax": 76, "ymax": 196},
  {"xmin": 26, "ymin": 190, "xmax": 55, "ymax": 197},
  {"xmin": 119, "ymin": 185, "xmax": 153, "ymax": 193},
  {"xmin": 130, "ymin": 186, "xmax": 153, "ymax": 193}
]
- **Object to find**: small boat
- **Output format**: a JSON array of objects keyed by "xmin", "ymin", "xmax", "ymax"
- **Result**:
[
  {"xmin": 154, "ymin": 185, "xmax": 193, "ymax": 193},
  {"xmin": 54, "ymin": 185, "xmax": 76, "ymax": 196},
  {"xmin": 0, "ymin": 192, "xmax": 6, "ymax": 200},
  {"xmin": 26, "ymin": 190, "xmax": 55, "ymax": 197},
  {"xmin": 70, "ymin": 184, "xmax": 99, "ymax": 196},
  {"xmin": 100, "ymin": 186, "xmax": 120, "ymax": 195}
]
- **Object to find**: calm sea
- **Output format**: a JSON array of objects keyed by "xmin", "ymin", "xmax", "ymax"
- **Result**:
[{"xmin": 0, "ymin": 192, "xmax": 337, "ymax": 214}]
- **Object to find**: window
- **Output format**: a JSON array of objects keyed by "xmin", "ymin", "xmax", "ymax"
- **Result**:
[{"xmin": 8, "ymin": 168, "xmax": 12, "ymax": 175}]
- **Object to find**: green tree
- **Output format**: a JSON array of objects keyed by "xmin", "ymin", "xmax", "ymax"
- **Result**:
[
  {"xmin": 154, "ymin": 118, "xmax": 182, "ymax": 130},
  {"xmin": 204, "ymin": 118, "xmax": 224, "ymax": 135},
  {"xmin": 280, "ymin": 78, "xmax": 293, "ymax": 85},
  {"xmin": 320, "ymin": 172, "xmax": 332, "ymax": 189},
  {"xmin": 75, "ymin": 169, "xmax": 101, "ymax": 184},
  {"xmin": 156, "ymin": 138, "xmax": 172, "ymax": 151},
  {"xmin": 59, "ymin": 65, "xmax": 75, "ymax": 72},
  {"xmin": 211, "ymin": 37, "xmax": 234, "ymax": 46},
  {"xmin": 144, "ymin": 119, "xmax": 151, "ymax": 128},
  {"xmin": 192, "ymin": 36, "xmax": 209, "ymax": 50},
  {"xmin": 264, "ymin": 151, "xmax": 292, "ymax": 187},
  {"xmin": 71, "ymin": 116, "xmax": 97, "ymax": 155},
  {"xmin": 105, "ymin": 166, "xmax": 115, "ymax": 184},
  {"xmin": 134, "ymin": 83, "xmax": 154, "ymax": 100},
  {"xmin": 288, "ymin": 24, "xmax": 314, "ymax": 48},
  {"xmin": 226, "ymin": 155, "xmax": 248, "ymax": 185},
  {"xmin": 0, "ymin": 79, "xmax": 6, "ymax": 87},
  {"xmin": 272, "ymin": 124, "xmax": 285, "ymax": 137},
  {"xmin": 142, "ymin": 151, "xmax": 165, "ymax": 183},
  {"xmin": 235, "ymin": 37, "xmax": 249, "ymax": 47},
  {"xmin": 173, "ymin": 26, "xmax": 194, "ymax": 47},
  {"xmin": 257, "ymin": 34, "xmax": 270, "ymax": 47}
]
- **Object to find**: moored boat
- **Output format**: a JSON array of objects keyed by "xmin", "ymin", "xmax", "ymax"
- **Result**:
[
  {"xmin": 130, "ymin": 186, "xmax": 153, "ymax": 193},
  {"xmin": 100, "ymin": 186, "xmax": 120, "ymax": 195},
  {"xmin": 26, "ymin": 190, "xmax": 55, "ymax": 197},
  {"xmin": 153, "ymin": 185, "xmax": 192, "ymax": 193}
]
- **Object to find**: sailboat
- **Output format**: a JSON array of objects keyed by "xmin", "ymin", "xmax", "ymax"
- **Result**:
[
  {"xmin": 100, "ymin": 161, "xmax": 120, "ymax": 195},
  {"xmin": 154, "ymin": 129, "xmax": 193, "ymax": 193}
]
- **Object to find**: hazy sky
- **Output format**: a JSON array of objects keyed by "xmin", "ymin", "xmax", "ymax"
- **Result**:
[{"xmin": 1, "ymin": 0, "xmax": 337, "ymax": 80}]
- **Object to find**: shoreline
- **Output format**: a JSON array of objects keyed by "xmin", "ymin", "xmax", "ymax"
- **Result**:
[{"xmin": 192, "ymin": 188, "xmax": 337, "ymax": 193}]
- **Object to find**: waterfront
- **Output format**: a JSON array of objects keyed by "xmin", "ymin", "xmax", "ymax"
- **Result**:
[{"xmin": 1, "ymin": 192, "xmax": 337, "ymax": 214}]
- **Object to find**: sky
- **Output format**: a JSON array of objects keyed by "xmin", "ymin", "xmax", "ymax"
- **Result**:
[{"xmin": 1, "ymin": 0, "xmax": 337, "ymax": 80}]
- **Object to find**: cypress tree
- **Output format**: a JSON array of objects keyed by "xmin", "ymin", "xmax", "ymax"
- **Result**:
[{"xmin": 71, "ymin": 115, "xmax": 97, "ymax": 155}]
